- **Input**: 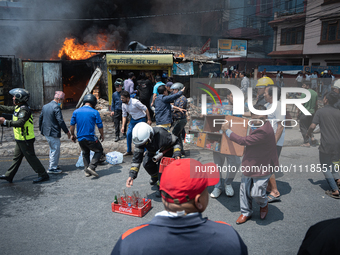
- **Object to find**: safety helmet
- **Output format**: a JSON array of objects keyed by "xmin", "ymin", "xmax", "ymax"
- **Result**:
[
  {"xmin": 114, "ymin": 78, "xmax": 124, "ymax": 87},
  {"xmin": 9, "ymin": 88, "xmax": 30, "ymax": 104},
  {"xmin": 132, "ymin": 122, "xmax": 154, "ymax": 146},
  {"xmin": 332, "ymin": 79, "xmax": 340, "ymax": 89},
  {"xmin": 83, "ymin": 94, "xmax": 97, "ymax": 108},
  {"xmin": 256, "ymin": 77, "xmax": 274, "ymax": 87},
  {"xmin": 170, "ymin": 82, "xmax": 184, "ymax": 90}
]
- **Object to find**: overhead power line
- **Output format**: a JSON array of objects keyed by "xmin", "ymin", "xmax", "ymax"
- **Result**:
[{"xmin": 0, "ymin": 9, "xmax": 224, "ymax": 22}]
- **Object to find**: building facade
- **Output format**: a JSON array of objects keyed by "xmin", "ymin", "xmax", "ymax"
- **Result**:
[{"xmin": 269, "ymin": 0, "xmax": 340, "ymax": 69}]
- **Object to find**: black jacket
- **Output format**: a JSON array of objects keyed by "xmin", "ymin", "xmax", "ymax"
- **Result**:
[{"xmin": 129, "ymin": 127, "xmax": 181, "ymax": 179}]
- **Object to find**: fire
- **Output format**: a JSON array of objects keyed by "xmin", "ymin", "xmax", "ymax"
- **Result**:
[
  {"xmin": 178, "ymin": 52, "xmax": 185, "ymax": 58},
  {"xmin": 150, "ymin": 46, "xmax": 162, "ymax": 51},
  {"xmin": 58, "ymin": 34, "xmax": 110, "ymax": 60}
]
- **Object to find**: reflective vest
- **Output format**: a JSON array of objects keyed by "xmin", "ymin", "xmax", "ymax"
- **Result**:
[{"xmin": 13, "ymin": 106, "xmax": 35, "ymax": 141}]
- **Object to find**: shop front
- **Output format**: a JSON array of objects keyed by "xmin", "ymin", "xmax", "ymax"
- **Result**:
[{"xmin": 106, "ymin": 52, "xmax": 173, "ymax": 104}]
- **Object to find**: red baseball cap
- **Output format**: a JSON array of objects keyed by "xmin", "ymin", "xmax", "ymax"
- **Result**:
[{"xmin": 160, "ymin": 158, "xmax": 220, "ymax": 204}]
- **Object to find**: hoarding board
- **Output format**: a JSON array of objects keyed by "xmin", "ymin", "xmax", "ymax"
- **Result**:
[{"xmin": 218, "ymin": 39, "xmax": 247, "ymax": 57}]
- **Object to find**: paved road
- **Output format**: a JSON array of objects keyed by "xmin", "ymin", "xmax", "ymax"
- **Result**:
[{"xmin": 0, "ymin": 146, "xmax": 339, "ymax": 255}]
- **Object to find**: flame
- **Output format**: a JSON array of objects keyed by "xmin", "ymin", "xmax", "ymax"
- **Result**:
[
  {"xmin": 178, "ymin": 52, "xmax": 185, "ymax": 58},
  {"xmin": 57, "ymin": 34, "xmax": 111, "ymax": 60},
  {"xmin": 150, "ymin": 46, "xmax": 162, "ymax": 51}
]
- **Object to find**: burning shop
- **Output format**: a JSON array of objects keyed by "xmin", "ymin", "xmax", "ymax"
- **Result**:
[{"xmin": 88, "ymin": 51, "xmax": 174, "ymax": 105}]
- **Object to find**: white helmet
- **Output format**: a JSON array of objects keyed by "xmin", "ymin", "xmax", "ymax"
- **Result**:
[
  {"xmin": 132, "ymin": 122, "xmax": 154, "ymax": 146},
  {"xmin": 170, "ymin": 82, "xmax": 184, "ymax": 90},
  {"xmin": 332, "ymin": 79, "xmax": 340, "ymax": 89}
]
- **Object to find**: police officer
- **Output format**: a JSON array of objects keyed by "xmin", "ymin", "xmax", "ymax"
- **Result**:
[
  {"xmin": 126, "ymin": 122, "xmax": 181, "ymax": 196},
  {"xmin": 110, "ymin": 78, "xmax": 127, "ymax": 142},
  {"xmin": 0, "ymin": 88, "xmax": 49, "ymax": 183}
]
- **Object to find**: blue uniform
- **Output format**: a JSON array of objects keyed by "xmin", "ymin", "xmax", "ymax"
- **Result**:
[
  {"xmin": 111, "ymin": 91, "xmax": 123, "ymax": 112},
  {"xmin": 70, "ymin": 105, "xmax": 103, "ymax": 141},
  {"xmin": 112, "ymin": 212, "xmax": 248, "ymax": 255}
]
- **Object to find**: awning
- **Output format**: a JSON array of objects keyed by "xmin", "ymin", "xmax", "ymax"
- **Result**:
[{"xmin": 268, "ymin": 50, "xmax": 303, "ymax": 57}]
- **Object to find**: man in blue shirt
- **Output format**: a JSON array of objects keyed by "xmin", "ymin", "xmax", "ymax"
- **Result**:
[
  {"xmin": 151, "ymin": 75, "xmax": 165, "ymax": 107},
  {"xmin": 70, "ymin": 94, "xmax": 104, "ymax": 178},
  {"xmin": 110, "ymin": 78, "xmax": 127, "ymax": 142},
  {"xmin": 154, "ymin": 85, "xmax": 184, "ymax": 130}
]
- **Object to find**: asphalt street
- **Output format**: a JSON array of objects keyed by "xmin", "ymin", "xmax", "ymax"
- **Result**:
[{"xmin": 0, "ymin": 146, "xmax": 339, "ymax": 255}]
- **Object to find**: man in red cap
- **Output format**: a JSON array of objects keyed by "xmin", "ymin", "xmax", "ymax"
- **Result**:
[
  {"xmin": 112, "ymin": 158, "xmax": 248, "ymax": 255},
  {"xmin": 39, "ymin": 91, "xmax": 71, "ymax": 174}
]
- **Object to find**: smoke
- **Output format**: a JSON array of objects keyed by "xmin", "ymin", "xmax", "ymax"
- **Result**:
[
  {"xmin": 0, "ymin": 0, "xmax": 152, "ymax": 59},
  {"xmin": 0, "ymin": 0, "xmax": 221, "ymax": 59}
]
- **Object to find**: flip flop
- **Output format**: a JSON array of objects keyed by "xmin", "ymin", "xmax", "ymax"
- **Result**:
[
  {"xmin": 300, "ymin": 144, "xmax": 310, "ymax": 148},
  {"xmin": 325, "ymin": 190, "xmax": 340, "ymax": 199},
  {"xmin": 267, "ymin": 194, "xmax": 281, "ymax": 203}
]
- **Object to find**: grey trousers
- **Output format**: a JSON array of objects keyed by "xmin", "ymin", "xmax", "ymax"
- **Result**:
[
  {"xmin": 213, "ymin": 151, "xmax": 241, "ymax": 190},
  {"xmin": 240, "ymin": 174, "xmax": 271, "ymax": 217}
]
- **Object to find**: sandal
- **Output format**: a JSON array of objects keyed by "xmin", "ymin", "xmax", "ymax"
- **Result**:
[
  {"xmin": 325, "ymin": 190, "xmax": 340, "ymax": 199},
  {"xmin": 300, "ymin": 143, "xmax": 310, "ymax": 148},
  {"xmin": 267, "ymin": 194, "xmax": 281, "ymax": 203}
]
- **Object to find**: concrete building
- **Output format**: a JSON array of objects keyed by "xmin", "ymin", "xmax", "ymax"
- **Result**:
[
  {"xmin": 268, "ymin": 12, "xmax": 306, "ymax": 65},
  {"xmin": 269, "ymin": 0, "xmax": 340, "ymax": 69},
  {"xmin": 303, "ymin": 0, "xmax": 340, "ymax": 66}
]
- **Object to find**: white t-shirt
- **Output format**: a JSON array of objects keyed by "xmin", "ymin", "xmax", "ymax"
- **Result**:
[
  {"xmin": 265, "ymin": 101, "xmax": 285, "ymax": 147},
  {"xmin": 296, "ymin": 75, "xmax": 303, "ymax": 82}
]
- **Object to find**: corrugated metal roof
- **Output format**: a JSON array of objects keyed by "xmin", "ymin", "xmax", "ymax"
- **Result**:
[{"xmin": 87, "ymin": 50, "xmax": 175, "ymax": 54}]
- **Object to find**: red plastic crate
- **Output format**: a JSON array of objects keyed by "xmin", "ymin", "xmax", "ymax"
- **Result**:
[
  {"xmin": 159, "ymin": 157, "xmax": 175, "ymax": 173},
  {"xmin": 112, "ymin": 196, "xmax": 152, "ymax": 217}
]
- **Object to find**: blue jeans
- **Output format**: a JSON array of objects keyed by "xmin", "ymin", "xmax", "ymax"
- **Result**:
[
  {"xmin": 127, "ymin": 117, "xmax": 146, "ymax": 152},
  {"xmin": 45, "ymin": 136, "xmax": 61, "ymax": 170},
  {"xmin": 319, "ymin": 151, "xmax": 340, "ymax": 191}
]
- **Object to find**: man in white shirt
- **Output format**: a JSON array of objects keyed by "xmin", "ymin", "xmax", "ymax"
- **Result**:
[
  {"xmin": 121, "ymin": 90, "xmax": 152, "ymax": 156},
  {"xmin": 296, "ymin": 72, "xmax": 303, "ymax": 87},
  {"xmin": 311, "ymin": 71, "xmax": 318, "ymax": 91},
  {"xmin": 240, "ymin": 72, "xmax": 250, "ymax": 99}
]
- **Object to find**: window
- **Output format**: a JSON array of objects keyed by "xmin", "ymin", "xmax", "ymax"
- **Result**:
[
  {"xmin": 260, "ymin": 0, "xmax": 271, "ymax": 14},
  {"xmin": 323, "ymin": 0, "xmax": 340, "ymax": 5},
  {"xmin": 280, "ymin": 27, "xmax": 304, "ymax": 45},
  {"xmin": 285, "ymin": 0, "xmax": 292, "ymax": 11},
  {"xmin": 320, "ymin": 20, "xmax": 340, "ymax": 43},
  {"xmin": 246, "ymin": 16, "xmax": 257, "ymax": 28}
]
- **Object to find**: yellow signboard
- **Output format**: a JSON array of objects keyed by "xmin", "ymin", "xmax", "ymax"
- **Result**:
[{"xmin": 106, "ymin": 54, "xmax": 173, "ymax": 66}]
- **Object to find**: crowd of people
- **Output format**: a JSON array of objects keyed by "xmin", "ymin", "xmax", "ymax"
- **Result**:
[{"xmin": 0, "ymin": 69, "xmax": 340, "ymax": 254}]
